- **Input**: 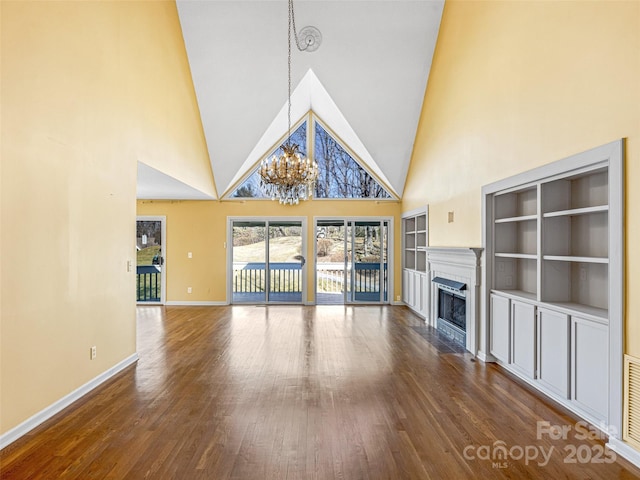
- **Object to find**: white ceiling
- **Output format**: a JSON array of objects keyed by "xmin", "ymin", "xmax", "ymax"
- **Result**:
[{"xmin": 140, "ymin": 0, "xmax": 444, "ymax": 200}]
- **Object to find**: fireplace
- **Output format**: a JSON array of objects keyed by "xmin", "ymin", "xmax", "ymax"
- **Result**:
[
  {"xmin": 426, "ymin": 247, "xmax": 482, "ymax": 355},
  {"xmin": 433, "ymin": 277, "xmax": 467, "ymax": 346}
]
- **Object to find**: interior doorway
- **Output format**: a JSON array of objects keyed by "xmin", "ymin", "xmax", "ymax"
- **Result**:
[
  {"xmin": 136, "ymin": 216, "xmax": 166, "ymax": 304},
  {"xmin": 315, "ymin": 218, "xmax": 390, "ymax": 304}
]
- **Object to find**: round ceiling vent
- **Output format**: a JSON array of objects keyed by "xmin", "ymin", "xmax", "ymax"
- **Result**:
[{"xmin": 298, "ymin": 26, "xmax": 322, "ymax": 52}]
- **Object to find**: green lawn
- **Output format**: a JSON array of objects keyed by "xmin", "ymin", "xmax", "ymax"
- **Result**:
[
  {"xmin": 137, "ymin": 245, "xmax": 161, "ymax": 265},
  {"xmin": 233, "ymin": 237, "xmax": 301, "ymax": 262}
]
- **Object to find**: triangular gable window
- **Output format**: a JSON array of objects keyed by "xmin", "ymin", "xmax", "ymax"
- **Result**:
[
  {"xmin": 228, "ymin": 115, "xmax": 393, "ymax": 200},
  {"xmin": 313, "ymin": 122, "xmax": 392, "ymax": 199}
]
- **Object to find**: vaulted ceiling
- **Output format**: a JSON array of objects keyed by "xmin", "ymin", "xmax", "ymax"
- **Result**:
[{"xmin": 137, "ymin": 0, "xmax": 444, "ymax": 200}]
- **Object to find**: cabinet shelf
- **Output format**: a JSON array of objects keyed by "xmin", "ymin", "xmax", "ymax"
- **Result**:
[
  {"xmin": 542, "ymin": 258, "xmax": 608, "ymax": 312},
  {"xmin": 543, "ymin": 211, "xmax": 608, "ymax": 258},
  {"xmin": 543, "ymin": 255, "xmax": 608, "ymax": 264},
  {"xmin": 542, "ymin": 167, "xmax": 608, "ymax": 213},
  {"xmin": 491, "ymin": 289, "xmax": 537, "ymax": 302},
  {"xmin": 543, "ymin": 205, "xmax": 608, "ymax": 218},
  {"xmin": 493, "ymin": 257, "xmax": 537, "ymax": 295},
  {"xmin": 495, "ymin": 215, "xmax": 538, "ymax": 223},
  {"xmin": 544, "ymin": 301, "xmax": 608, "ymax": 323},
  {"xmin": 494, "ymin": 219, "xmax": 537, "ymax": 256},
  {"xmin": 495, "ymin": 253, "xmax": 537, "ymax": 260},
  {"xmin": 494, "ymin": 187, "xmax": 537, "ymax": 219}
]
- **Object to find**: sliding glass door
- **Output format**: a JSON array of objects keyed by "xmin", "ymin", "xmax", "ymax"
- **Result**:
[
  {"xmin": 230, "ymin": 219, "xmax": 305, "ymax": 304},
  {"xmin": 315, "ymin": 218, "xmax": 390, "ymax": 304}
]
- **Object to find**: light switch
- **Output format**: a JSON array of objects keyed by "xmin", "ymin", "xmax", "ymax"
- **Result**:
[{"xmin": 188, "ymin": 252, "xmax": 192, "ymax": 258}]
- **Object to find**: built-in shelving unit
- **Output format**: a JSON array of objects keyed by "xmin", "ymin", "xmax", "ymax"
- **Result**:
[
  {"xmin": 403, "ymin": 212, "xmax": 427, "ymax": 272},
  {"xmin": 482, "ymin": 140, "xmax": 623, "ymax": 439},
  {"xmin": 402, "ymin": 207, "xmax": 429, "ymax": 318}
]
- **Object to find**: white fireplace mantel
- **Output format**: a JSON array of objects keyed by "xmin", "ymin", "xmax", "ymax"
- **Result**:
[{"xmin": 426, "ymin": 247, "xmax": 483, "ymax": 355}]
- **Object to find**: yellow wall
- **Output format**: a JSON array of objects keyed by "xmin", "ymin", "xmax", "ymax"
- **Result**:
[
  {"xmin": 137, "ymin": 200, "xmax": 402, "ymax": 304},
  {"xmin": 403, "ymin": 1, "xmax": 640, "ymax": 353},
  {"xmin": 0, "ymin": 1, "xmax": 210, "ymax": 435}
]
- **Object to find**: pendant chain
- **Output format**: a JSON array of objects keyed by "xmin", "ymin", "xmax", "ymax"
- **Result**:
[
  {"xmin": 287, "ymin": 0, "xmax": 304, "ymax": 147},
  {"xmin": 287, "ymin": 0, "xmax": 292, "ymax": 146}
]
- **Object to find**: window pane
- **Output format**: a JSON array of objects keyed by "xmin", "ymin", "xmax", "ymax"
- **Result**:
[{"xmin": 314, "ymin": 123, "xmax": 392, "ymax": 199}]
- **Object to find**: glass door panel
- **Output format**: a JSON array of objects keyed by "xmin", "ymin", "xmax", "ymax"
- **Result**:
[
  {"xmin": 231, "ymin": 219, "xmax": 304, "ymax": 304},
  {"xmin": 316, "ymin": 221, "xmax": 345, "ymax": 304},
  {"xmin": 136, "ymin": 218, "xmax": 164, "ymax": 304},
  {"xmin": 382, "ymin": 221, "xmax": 389, "ymax": 302},
  {"xmin": 268, "ymin": 221, "xmax": 303, "ymax": 303},
  {"xmin": 232, "ymin": 221, "xmax": 267, "ymax": 303},
  {"xmin": 315, "ymin": 218, "xmax": 389, "ymax": 304},
  {"xmin": 353, "ymin": 221, "xmax": 383, "ymax": 302}
]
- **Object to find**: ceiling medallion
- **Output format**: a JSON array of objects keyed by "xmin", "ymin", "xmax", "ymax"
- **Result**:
[{"xmin": 298, "ymin": 26, "xmax": 322, "ymax": 52}]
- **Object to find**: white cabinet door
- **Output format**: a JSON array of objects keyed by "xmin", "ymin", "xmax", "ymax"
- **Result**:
[
  {"xmin": 572, "ymin": 317, "xmax": 608, "ymax": 422},
  {"xmin": 402, "ymin": 269, "xmax": 412, "ymax": 305},
  {"xmin": 412, "ymin": 271, "xmax": 420, "ymax": 311},
  {"xmin": 490, "ymin": 294, "xmax": 510, "ymax": 363},
  {"xmin": 416, "ymin": 272, "xmax": 428, "ymax": 318},
  {"xmin": 511, "ymin": 300, "xmax": 536, "ymax": 379},
  {"xmin": 537, "ymin": 308, "xmax": 569, "ymax": 398}
]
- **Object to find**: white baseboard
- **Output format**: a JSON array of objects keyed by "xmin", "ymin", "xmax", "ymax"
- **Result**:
[
  {"xmin": 476, "ymin": 351, "xmax": 497, "ymax": 363},
  {"xmin": 0, "ymin": 353, "xmax": 138, "ymax": 450},
  {"xmin": 607, "ymin": 437, "xmax": 640, "ymax": 470},
  {"xmin": 165, "ymin": 301, "xmax": 227, "ymax": 306}
]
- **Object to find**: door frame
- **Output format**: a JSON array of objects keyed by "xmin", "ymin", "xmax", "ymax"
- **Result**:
[
  {"xmin": 136, "ymin": 215, "xmax": 167, "ymax": 305},
  {"xmin": 313, "ymin": 216, "xmax": 394, "ymax": 305},
  {"xmin": 227, "ymin": 216, "xmax": 308, "ymax": 304}
]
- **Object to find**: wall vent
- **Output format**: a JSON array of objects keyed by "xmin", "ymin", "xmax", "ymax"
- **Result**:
[{"xmin": 624, "ymin": 355, "xmax": 640, "ymax": 449}]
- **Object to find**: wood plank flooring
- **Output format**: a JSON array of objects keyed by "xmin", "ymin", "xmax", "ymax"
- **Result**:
[{"xmin": 2, "ymin": 305, "xmax": 640, "ymax": 479}]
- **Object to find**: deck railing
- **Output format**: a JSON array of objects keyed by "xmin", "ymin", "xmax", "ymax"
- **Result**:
[
  {"xmin": 354, "ymin": 262, "xmax": 386, "ymax": 294},
  {"xmin": 233, "ymin": 262, "xmax": 387, "ymax": 296},
  {"xmin": 233, "ymin": 262, "xmax": 303, "ymax": 294},
  {"xmin": 137, "ymin": 262, "xmax": 386, "ymax": 302},
  {"xmin": 136, "ymin": 265, "xmax": 161, "ymax": 301}
]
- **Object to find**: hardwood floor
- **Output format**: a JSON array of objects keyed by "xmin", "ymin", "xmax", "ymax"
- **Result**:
[{"xmin": 2, "ymin": 305, "xmax": 640, "ymax": 479}]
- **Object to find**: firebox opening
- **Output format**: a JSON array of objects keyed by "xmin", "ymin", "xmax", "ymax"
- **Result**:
[
  {"xmin": 438, "ymin": 290, "xmax": 466, "ymax": 331},
  {"xmin": 433, "ymin": 280, "xmax": 467, "ymax": 347}
]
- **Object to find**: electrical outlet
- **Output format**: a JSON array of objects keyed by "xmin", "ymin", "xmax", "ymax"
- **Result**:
[
  {"xmin": 396, "ymin": 295, "xmax": 401, "ymax": 302},
  {"xmin": 187, "ymin": 287, "xmax": 192, "ymax": 294},
  {"xmin": 90, "ymin": 346, "xmax": 97, "ymax": 360},
  {"xmin": 448, "ymin": 211, "xmax": 454, "ymax": 223},
  {"xmin": 188, "ymin": 252, "xmax": 192, "ymax": 258}
]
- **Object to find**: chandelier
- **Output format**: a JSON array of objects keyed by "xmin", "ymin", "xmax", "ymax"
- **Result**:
[{"xmin": 259, "ymin": 0, "xmax": 319, "ymax": 205}]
